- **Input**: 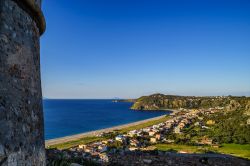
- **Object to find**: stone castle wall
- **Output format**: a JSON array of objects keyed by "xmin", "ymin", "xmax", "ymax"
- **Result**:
[{"xmin": 0, "ymin": 0, "xmax": 46, "ymax": 165}]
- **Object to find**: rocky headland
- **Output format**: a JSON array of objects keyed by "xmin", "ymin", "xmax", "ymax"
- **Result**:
[{"xmin": 131, "ymin": 93, "xmax": 250, "ymax": 112}]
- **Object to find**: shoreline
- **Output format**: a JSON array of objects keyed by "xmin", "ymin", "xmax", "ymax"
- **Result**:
[{"xmin": 45, "ymin": 110, "xmax": 179, "ymax": 147}]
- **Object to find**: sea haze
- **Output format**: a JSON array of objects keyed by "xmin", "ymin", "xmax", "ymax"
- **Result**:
[{"xmin": 43, "ymin": 99, "xmax": 169, "ymax": 140}]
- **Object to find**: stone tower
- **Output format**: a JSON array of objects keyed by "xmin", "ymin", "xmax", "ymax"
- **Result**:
[{"xmin": 0, "ymin": 0, "xmax": 46, "ymax": 165}]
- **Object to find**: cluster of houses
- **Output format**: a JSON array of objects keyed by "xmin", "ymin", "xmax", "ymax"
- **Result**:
[{"xmin": 64, "ymin": 107, "xmax": 223, "ymax": 163}]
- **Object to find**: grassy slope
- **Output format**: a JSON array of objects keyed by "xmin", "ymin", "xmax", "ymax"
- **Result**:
[
  {"xmin": 48, "ymin": 116, "xmax": 170, "ymax": 150},
  {"xmin": 155, "ymin": 143, "xmax": 250, "ymax": 159},
  {"xmin": 48, "ymin": 136, "xmax": 104, "ymax": 150},
  {"xmin": 155, "ymin": 144, "xmax": 203, "ymax": 153},
  {"xmin": 217, "ymin": 144, "xmax": 250, "ymax": 159}
]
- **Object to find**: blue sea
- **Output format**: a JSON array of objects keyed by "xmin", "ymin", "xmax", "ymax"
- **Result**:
[{"xmin": 43, "ymin": 99, "xmax": 169, "ymax": 140}]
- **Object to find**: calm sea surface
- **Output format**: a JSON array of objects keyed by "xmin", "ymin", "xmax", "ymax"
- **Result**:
[{"xmin": 43, "ymin": 99, "xmax": 169, "ymax": 140}]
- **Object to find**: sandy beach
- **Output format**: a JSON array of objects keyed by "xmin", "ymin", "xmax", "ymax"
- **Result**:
[{"xmin": 45, "ymin": 113, "xmax": 173, "ymax": 147}]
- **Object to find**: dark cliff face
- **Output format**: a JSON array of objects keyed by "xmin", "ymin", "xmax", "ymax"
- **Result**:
[
  {"xmin": 131, "ymin": 93, "xmax": 250, "ymax": 111},
  {"xmin": 0, "ymin": 0, "xmax": 45, "ymax": 165}
]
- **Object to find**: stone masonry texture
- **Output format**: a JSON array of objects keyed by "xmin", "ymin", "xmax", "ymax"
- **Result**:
[{"xmin": 0, "ymin": 0, "xmax": 46, "ymax": 165}]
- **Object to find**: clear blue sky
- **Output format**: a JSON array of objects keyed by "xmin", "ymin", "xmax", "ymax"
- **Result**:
[{"xmin": 41, "ymin": 0, "xmax": 250, "ymax": 99}]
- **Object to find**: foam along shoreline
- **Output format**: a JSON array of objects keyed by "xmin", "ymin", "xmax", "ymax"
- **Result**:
[{"xmin": 45, "ymin": 110, "xmax": 178, "ymax": 147}]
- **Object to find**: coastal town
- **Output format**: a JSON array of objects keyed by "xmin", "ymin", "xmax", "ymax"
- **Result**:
[{"xmin": 47, "ymin": 107, "xmax": 226, "ymax": 164}]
